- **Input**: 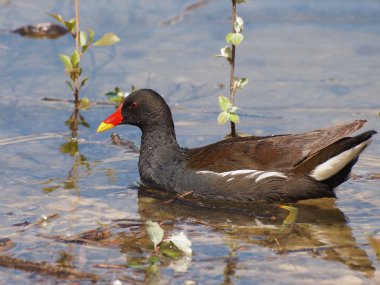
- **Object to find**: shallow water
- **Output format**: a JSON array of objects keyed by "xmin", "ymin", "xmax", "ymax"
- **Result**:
[{"xmin": 0, "ymin": 0, "xmax": 380, "ymax": 284}]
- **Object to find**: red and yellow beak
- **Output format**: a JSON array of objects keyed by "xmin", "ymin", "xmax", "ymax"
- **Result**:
[{"xmin": 97, "ymin": 105, "xmax": 123, "ymax": 133}]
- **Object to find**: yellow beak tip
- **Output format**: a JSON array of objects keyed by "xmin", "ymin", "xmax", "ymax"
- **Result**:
[{"xmin": 97, "ymin": 122, "xmax": 115, "ymax": 133}]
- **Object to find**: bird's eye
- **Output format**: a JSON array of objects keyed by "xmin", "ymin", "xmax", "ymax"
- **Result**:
[{"xmin": 130, "ymin": 102, "xmax": 138, "ymax": 109}]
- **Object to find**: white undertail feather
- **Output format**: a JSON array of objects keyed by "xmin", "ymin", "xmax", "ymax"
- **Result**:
[{"xmin": 310, "ymin": 140, "xmax": 371, "ymax": 181}]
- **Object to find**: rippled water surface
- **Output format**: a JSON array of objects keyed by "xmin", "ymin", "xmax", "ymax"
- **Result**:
[{"xmin": 0, "ymin": 0, "xmax": 380, "ymax": 284}]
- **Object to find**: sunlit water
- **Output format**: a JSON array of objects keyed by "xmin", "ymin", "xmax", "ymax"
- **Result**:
[{"xmin": 0, "ymin": 0, "xmax": 379, "ymax": 284}]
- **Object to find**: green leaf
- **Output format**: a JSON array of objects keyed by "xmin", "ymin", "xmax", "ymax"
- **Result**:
[
  {"xmin": 81, "ymin": 44, "xmax": 89, "ymax": 54},
  {"xmin": 145, "ymin": 220, "xmax": 164, "ymax": 251},
  {"xmin": 161, "ymin": 247, "xmax": 180, "ymax": 258},
  {"xmin": 229, "ymin": 113, "xmax": 240, "ymax": 124},
  {"xmin": 79, "ymin": 77, "xmax": 89, "ymax": 90},
  {"xmin": 88, "ymin": 28, "xmax": 95, "ymax": 44},
  {"xmin": 226, "ymin": 33, "xmax": 234, "ymax": 44},
  {"xmin": 218, "ymin": 111, "xmax": 230, "ymax": 125},
  {"xmin": 46, "ymin": 13, "xmax": 65, "ymax": 25},
  {"xmin": 93, "ymin": 32, "xmax": 120, "ymax": 46},
  {"xmin": 64, "ymin": 19, "xmax": 76, "ymax": 34},
  {"xmin": 236, "ymin": 0, "xmax": 249, "ymax": 4},
  {"xmin": 226, "ymin": 33, "xmax": 244, "ymax": 46},
  {"xmin": 71, "ymin": 50, "xmax": 80, "ymax": 67},
  {"xmin": 234, "ymin": 17, "xmax": 244, "ymax": 33},
  {"xmin": 218, "ymin": 96, "xmax": 232, "ymax": 111},
  {"xmin": 59, "ymin": 54, "xmax": 73, "ymax": 71},
  {"xmin": 79, "ymin": 31, "xmax": 87, "ymax": 48},
  {"xmin": 65, "ymin": 80, "xmax": 74, "ymax": 91}
]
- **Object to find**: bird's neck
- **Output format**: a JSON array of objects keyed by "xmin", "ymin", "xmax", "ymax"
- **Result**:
[
  {"xmin": 138, "ymin": 125, "xmax": 184, "ymax": 187},
  {"xmin": 140, "ymin": 126, "xmax": 180, "ymax": 152}
]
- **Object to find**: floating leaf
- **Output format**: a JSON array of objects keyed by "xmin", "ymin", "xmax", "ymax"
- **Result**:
[
  {"xmin": 145, "ymin": 220, "xmax": 164, "ymax": 251},
  {"xmin": 229, "ymin": 113, "xmax": 240, "ymax": 124},
  {"xmin": 234, "ymin": 17, "xmax": 244, "ymax": 33},
  {"xmin": 59, "ymin": 54, "xmax": 73, "ymax": 72},
  {"xmin": 169, "ymin": 232, "xmax": 192, "ymax": 255},
  {"xmin": 218, "ymin": 111, "xmax": 230, "ymax": 125},
  {"xmin": 218, "ymin": 96, "xmax": 232, "ymax": 111},
  {"xmin": 163, "ymin": 249, "xmax": 181, "ymax": 258},
  {"xmin": 226, "ymin": 33, "xmax": 244, "ymax": 46},
  {"xmin": 94, "ymin": 32, "xmax": 120, "ymax": 46}
]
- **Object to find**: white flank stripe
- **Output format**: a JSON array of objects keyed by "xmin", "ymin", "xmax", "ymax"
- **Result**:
[
  {"xmin": 255, "ymin": 172, "xmax": 288, "ymax": 182},
  {"xmin": 196, "ymin": 170, "xmax": 259, "ymax": 177},
  {"xmin": 196, "ymin": 169, "xmax": 287, "ymax": 182},
  {"xmin": 310, "ymin": 140, "xmax": 370, "ymax": 181},
  {"xmin": 248, "ymin": 171, "xmax": 264, "ymax": 178}
]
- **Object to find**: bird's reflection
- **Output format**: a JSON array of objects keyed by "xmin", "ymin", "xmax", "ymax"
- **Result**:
[{"xmin": 137, "ymin": 186, "xmax": 375, "ymax": 278}]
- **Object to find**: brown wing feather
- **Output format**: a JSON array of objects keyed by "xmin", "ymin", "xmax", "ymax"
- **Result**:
[{"xmin": 186, "ymin": 120, "xmax": 367, "ymax": 173}]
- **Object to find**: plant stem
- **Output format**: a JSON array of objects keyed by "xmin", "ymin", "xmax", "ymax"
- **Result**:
[
  {"xmin": 72, "ymin": 0, "xmax": 80, "ymax": 139},
  {"xmin": 229, "ymin": 0, "xmax": 237, "ymax": 137}
]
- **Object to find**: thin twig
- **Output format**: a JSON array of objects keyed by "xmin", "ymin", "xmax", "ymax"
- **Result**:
[{"xmin": 229, "ymin": 0, "xmax": 237, "ymax": 137}]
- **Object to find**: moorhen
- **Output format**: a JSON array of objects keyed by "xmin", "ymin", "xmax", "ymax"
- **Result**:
[{"xmin": 97, "ymin": 89, "xmax": 376, "ymax": 203}]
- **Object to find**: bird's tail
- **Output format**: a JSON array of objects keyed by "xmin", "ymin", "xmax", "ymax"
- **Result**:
[{"xmin": 309, "ymin": 130, "xmax": 377, "ymax": 188}]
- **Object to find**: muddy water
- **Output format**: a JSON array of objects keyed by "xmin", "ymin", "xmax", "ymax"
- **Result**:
[{"xmin": 0, "ymin": 0, "xmax": 379, "ymax": 284}]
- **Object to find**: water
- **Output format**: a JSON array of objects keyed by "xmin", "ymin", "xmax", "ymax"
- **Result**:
[{"xmin": 0, "ymin": 0, "xmax": 379, "ymax": 284}]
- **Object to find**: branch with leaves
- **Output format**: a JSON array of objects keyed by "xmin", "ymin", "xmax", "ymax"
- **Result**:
[
  {"xmin": 48, "ymin": 12, "xmax": 120, "ymax": 104},
  {"xmin": 215, "ymin": 0, "xmax": 249, "ymax": 137},
  {"xmin": 48, "ymin": 3, "xmax": 120, "ymax": 139}
]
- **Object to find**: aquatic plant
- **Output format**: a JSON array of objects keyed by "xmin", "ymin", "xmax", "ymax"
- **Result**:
[
  {"xmin": 48, "ymin": 0, "xmax": 120, "ymax": 138},
  {"xmin": 215, "ymin": 0, "xmax": 249, "ymax": 137}
]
